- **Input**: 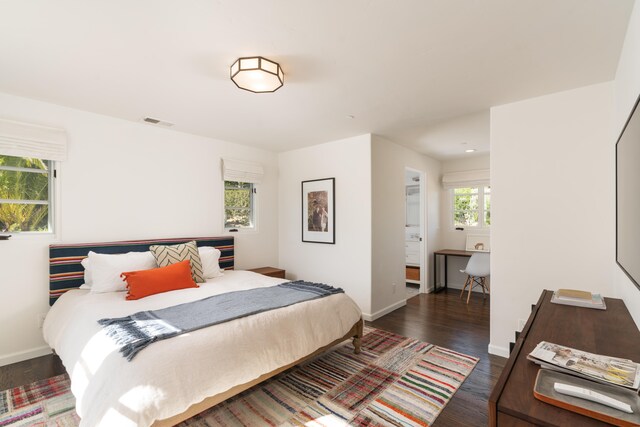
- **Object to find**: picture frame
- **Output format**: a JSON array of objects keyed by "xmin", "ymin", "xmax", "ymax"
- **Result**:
[
  {"xmin": 466, "ymin": 234, "xmax": 490, "ymax": 252},
  {"xmin": 302, "ymin": 178, "xmax": 335, "ymax": 244}
]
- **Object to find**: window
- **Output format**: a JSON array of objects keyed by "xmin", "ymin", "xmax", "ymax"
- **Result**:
[
  {"xmin": 224, "ymin": 181, "xmax": 255, "ymax": 230},
  {"xmin": 452, "ymin": 185, "xmax": 490, "ymax": 228},
  {"xmin": 0, "ymin": 155, "xmax": 55, "ymax": 233}
]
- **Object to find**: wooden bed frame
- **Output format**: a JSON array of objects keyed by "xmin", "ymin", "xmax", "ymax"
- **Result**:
[
  {"xmin": 49, "ymin": 236, "xmax": 364, "ymax": 426},
  {"xmin": 152, "ymin": 318, "xmax": 364, "ymax": 426}
]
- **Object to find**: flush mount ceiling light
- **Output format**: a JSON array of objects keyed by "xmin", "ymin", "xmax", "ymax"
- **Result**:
[{"xmin": 230, "ymin": 56, "xmax": 284, "ymax": 93}]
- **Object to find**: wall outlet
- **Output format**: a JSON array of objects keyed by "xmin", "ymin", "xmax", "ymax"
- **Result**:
[
  {"xmin": 517, "ymin": 318, "xmax": 527, "ymax": 332},
  {"xmin": 37, "ymin": 313, "xmax": 47, "ymax": 329},
  {"xmin": 392, "ymin": 283, "xmax": 397, "ymax": 294}
]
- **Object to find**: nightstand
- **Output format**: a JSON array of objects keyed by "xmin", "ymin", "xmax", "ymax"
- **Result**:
[{"xmin": 248, "ymin": 267, "xmax": 286, "ymax": 279}]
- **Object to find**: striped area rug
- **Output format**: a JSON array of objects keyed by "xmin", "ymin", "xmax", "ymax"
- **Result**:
[
  {"xmin": 0, "ymin": 328, "xmax": 477, "ymax": 426},
  {"xmin": 0, "ymin": 374, "xmax": 78, "ymax": 426}
]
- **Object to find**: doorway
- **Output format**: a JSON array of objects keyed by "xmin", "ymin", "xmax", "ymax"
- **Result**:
[{"xmin": 405, "ymin": 168, "xmax": 426, "ymax": 299}]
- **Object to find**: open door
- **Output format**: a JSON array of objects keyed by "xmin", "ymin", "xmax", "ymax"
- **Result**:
[{"xmin": 405, "ymin": 168, "xmax": 426, "ymax": 299}]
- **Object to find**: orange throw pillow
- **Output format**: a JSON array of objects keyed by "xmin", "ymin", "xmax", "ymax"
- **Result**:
[{"xmin": 122, "ymin": 259, "xmax": 198, "ymax": 300}]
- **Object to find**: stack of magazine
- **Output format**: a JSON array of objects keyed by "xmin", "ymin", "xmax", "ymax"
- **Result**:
[
  {"xmin": 528, "ymin": 341, "xmax": 640, "ymax": 391},
  {"xmin": 550, "ymin": 289, "xmax": 606, "ymax": 310}
]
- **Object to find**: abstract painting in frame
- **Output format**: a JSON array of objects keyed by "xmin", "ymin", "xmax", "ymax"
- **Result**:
[{"xmin": 302, "ymin": 178, "xmax": 335, "ymax": 244}]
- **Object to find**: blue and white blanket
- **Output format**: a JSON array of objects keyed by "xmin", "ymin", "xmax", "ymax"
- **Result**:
[{"xmin": 98, "ymin": 281, "xmax": 343, "ymax": 360}]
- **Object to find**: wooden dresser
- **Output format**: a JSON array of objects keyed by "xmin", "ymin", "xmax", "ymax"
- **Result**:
[{"xmin": 489, "ymin": 290, "xmax": 640, "ymax": 426}]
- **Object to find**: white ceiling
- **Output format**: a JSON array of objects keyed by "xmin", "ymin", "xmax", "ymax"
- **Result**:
[{"xmin": 0, "ymin": 0, "xmax": 634, "ymax": 159}]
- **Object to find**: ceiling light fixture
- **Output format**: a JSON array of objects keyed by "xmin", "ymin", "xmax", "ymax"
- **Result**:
[
  {"xmin": 230, "ymin": 56, "xmax": 284, "ymax": 93},
  {"xmin": 465, "ymin": 149, "xmax": 476, "ymax": 153},
  {"xmin": 141, "ymin": 116, "xmax": 174, "ymax": 127}
]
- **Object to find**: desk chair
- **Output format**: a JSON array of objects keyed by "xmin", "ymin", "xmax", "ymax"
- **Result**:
[{"xmin": 460, "ymin": 252, "xmax": 490, "ymax": 304}]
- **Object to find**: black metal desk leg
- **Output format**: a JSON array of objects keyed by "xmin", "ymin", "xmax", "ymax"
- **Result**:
[
  {"xmin": 444, "ymin": 255, "xmax": 448, "ymax": 291},
  {"xmin": 433, "ymin": 253, "xmax": 437, "ymax": 292}
]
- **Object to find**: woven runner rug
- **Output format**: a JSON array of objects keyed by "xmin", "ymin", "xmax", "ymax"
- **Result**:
[{"xmin": 0, "ymin": 328, "xmax": 478, "ymax": 426}]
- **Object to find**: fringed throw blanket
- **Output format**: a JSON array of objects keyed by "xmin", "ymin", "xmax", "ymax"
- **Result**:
[{"xmin": 98, "ymin": 281, "xmax": 343, "ymax": 361}]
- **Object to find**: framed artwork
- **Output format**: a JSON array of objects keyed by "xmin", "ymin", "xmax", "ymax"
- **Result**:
[
  {"xmin": 466, "ymin": 234, "xmax": 490, "ymax": 252},
  {"xmin": 302, "ymin": 178, "xmax": 335, "ymax": 244}
]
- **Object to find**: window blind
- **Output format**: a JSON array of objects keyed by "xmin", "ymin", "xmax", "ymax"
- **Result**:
[
  {"xmin": 0, "ymin": 118, "xmax": 67, "ymax": 161},
  {"xmin": 441, "ymin": 169, "xmax": 489, "ymax": 189},
  {"xmin": 222, "ymin": 158, "xmax": 264, "ymax": 184}
]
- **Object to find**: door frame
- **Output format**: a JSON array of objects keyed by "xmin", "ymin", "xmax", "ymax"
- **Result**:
[{"xmin": 405, "ymin": 167, "xmax": 427, "ymax": 295}]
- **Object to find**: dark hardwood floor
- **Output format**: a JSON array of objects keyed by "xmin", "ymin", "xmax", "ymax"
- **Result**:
[
  {"xmin": 370, "ymin": 289, "xmax": 507, "ymax": 427},
  {"xmin": 0, "ymin": 351, "xmax": 65, "ymax": 390},
  {"xmin": 0, "ymin": 289, "xmax": 507, "ymax": 426}
]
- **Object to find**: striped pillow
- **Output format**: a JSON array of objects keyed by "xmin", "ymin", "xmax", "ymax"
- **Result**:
[{"xmin": 149, "ymin": 240, "xmax": 205, "ymax": 283}]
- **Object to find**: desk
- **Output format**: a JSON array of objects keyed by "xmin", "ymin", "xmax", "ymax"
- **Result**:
[
  {"xmin": 489, "ymin": 290, "xmax": 640, "ymax": 426},
  {"xmin": 433, "ymin": 249, "xmax": 474, "ymax": 293}
]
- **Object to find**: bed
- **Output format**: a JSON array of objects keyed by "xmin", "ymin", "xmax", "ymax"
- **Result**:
[{"xmin": 43, "ymin": 236, "xmax": 363, "ymax": 427}]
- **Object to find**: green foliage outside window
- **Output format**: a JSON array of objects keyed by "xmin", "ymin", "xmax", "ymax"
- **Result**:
[
  {"xmin": 224, "ymin": 181, "xmax": 253, "ymax": 228},
  {"xmin": 453, "ymin": 186, "xmax": 490, "ymax": 228},
  {"xmin": 0, "ymin": 155, "xmax": 51, "ymax": 233},
  {"xmin": 453, "ymin": 187, "xmax": 478, "ymax": 226},
  {"xmin": 484, "ymin": 189, "xmax": 491, "ymax": 226}
]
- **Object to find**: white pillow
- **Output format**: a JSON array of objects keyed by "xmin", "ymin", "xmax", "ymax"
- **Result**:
[
  {"xmin": 80, "ymin": 257, "xmax": 93, "ymax": 288},
  {"xmin": 89, "ymin": 251, "xmax": 157, "ymax": 293},
  {"xmin": 199, "ymin": 246, "xmax": 224, "ymax": 279}
]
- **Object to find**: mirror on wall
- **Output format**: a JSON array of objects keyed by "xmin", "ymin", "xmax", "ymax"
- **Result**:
[
  {"xmin": 406, "ymin": 185, "xmax": 420, "ymax": 227},
  {"xmin": 616, "ymin": 93, "xmax": 640, "ymax": 291}
]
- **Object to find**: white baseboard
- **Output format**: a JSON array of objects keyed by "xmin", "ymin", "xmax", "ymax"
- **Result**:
[
  {"xmin": 0, "ymin": 345, "xmax": 52, "ymax": 367},
  {"xmin": 362, "ymin": 299, "xmax": 407, "ymax": 322},
  {"xmin": 488, "ymin": 343, "xmax": 510, "ymax": 358}
]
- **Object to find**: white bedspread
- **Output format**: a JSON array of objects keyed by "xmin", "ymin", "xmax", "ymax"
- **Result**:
[{"xmin": 43, "ymin": 270, "xmax": 362, "ymax": 427}]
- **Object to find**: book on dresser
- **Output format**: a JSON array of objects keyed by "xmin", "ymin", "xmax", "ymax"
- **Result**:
[
  {"xmin": 527, "ymin": 341, "xmax": 640, "ymax": 391},
  {"xmin": 528, "ymin": 342, "xmax": 640, "ymax": 425},
  {"xmin": 550, "ymin": 289, "xmax": 606, "ymax": 310}
]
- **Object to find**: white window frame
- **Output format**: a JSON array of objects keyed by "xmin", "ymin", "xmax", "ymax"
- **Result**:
[
  {"xmin": 450, "ymin": 185, "xmax": 490, "ymax": 229},
  {"xmin": 0, "ymin": 157, "xmax": 57, "ymax": 236},
  {"xmin": 223, "ymin": 180, "xmax": 258, "ymax": 233}
]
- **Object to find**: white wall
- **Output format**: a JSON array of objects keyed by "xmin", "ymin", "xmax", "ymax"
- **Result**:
[
  {"xmin": 489, "ymin": 82, "xmax": 614, "ymax": 356},
  {"xmin": 277, "ymin": 134, "xmax": 441, "ymax": 320},
  {"xmin": 278, "ymin": 135, "xmax": 373, "ymax": 315},
  {"xmin": 439, "ymin": 154, "xmax": 490, "ymax": 290},
  {"xmin": 371, "ymin": 136, "xmax": 441, "ymax": 317},
  {"xmin": 0, "ymin": 92, "xmax": 279, "ymax": 366},
  {"xmin": 613, "ymin": 0, "xmax": 640, "ymax": 327}
]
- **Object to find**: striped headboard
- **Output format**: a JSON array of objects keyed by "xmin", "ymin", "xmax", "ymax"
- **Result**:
[{"xmin": 49, "ymin": 236, "xmax": 234, "ymax": 305}]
